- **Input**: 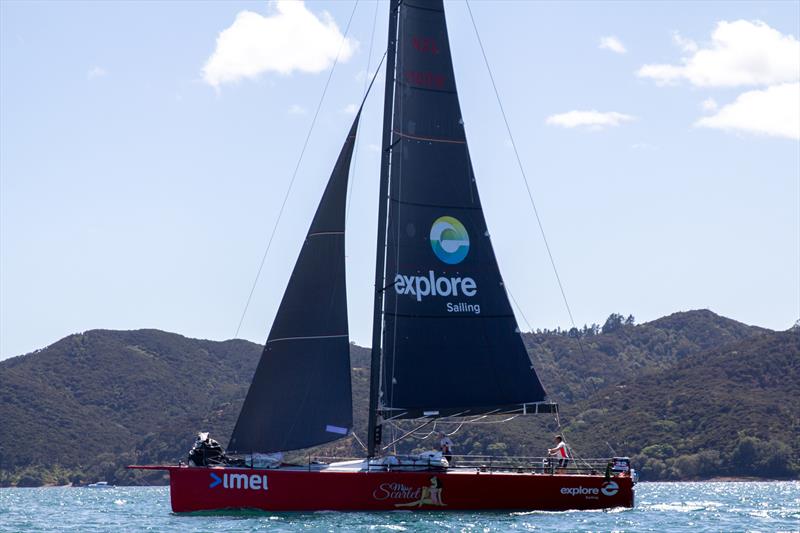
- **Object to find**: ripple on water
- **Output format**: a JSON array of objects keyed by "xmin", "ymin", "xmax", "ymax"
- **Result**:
[{"xmin": 0, "ymin": 482, "xmax": 798, "ymax": 532}]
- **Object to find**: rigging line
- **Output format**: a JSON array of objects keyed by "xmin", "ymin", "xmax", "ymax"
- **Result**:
[
  {"xmin": 553, "ymin": 408, "xmax": 592, "ymax": 470},
  {"xmin": 505, "ymin": 284, "xmax": 534, "ymax": 333},
  {"xmin": 351, "ymin": 431, "xmax": 368, "ymax": 453},
  {"xmin": 382, "ymin": 419, "xmax": 435, "ymax": 451},
  {"xmin": 387, "ymin": 421, "xmax": 437, "ymax": 440},
  {"xmin": 444, "ymin": 421, "xmax": 465, "ymax": 436},
  {"xmin": 346, "ymin": 0, "xmax": 381, "ymax": 225},
  {"xmin": 464, "ymin": 1, "xmax": 587, "ymax": 352},
  {"xmin": 233, "ymin": 1, "xmax": 360, "ymax": 339},
  {"xmin": 450, "ymin": 415, "xmax": 519, "ymax": 425}
]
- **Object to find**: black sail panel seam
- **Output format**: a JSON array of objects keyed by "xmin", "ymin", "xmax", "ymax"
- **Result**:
[
  {"xmin": 308, "ymin": 231, "xmax": 345, "ymax": 237},
  {"xmin": 384, "ymin": 311, "xmax": 516, "ymax": 319},
  {"xmin": 267, "ymin": 334, "xmax": 348, "ymax": 344},
  {"xmin": 397, "ymin": 81, "xmax": 458, "ymax": 95},
  {"xmin": 403, "ymin": 3, "xmax": 444, "ymax": 13},
  {"xmin": 388, "ymin": 197, "xmax": 483, "ymax": 211},
  {"xmin": 393, "ymin": 130, "xmax": 466, "ymax": 144}
]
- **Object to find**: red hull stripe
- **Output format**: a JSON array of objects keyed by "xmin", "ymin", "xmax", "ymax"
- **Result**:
[{"xmin": 130, "ymin": 465, "xmax": 634, "ymax": 512}]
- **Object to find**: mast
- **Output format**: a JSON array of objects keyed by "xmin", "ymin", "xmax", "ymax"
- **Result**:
[{"xmin": 367, "ymin": 0, "xmax": 400, "ymax": 458}]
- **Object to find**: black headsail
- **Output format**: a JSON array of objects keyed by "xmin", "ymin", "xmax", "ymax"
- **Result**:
[
  {"xmin": 378, "ymin": 0, "xmax": 548, "ymax": 420},
  {"xmin": 228, "ymin": 114, "xmax": 360, "ymax": 454}
]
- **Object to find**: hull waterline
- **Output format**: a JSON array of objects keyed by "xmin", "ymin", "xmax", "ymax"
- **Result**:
[{"xmin": 129, "ymin": 465, "xmax": 634, "ymax": 512}]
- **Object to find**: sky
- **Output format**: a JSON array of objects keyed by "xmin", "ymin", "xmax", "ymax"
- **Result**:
[{"xmin": 1, "ymin": 0, "xmax": 798, "ymax": 360}]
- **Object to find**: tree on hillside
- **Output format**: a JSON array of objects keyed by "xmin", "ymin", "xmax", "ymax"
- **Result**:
[{"xmin": 602, "ymin": 313, "xmax": 625, "ymax": 333}]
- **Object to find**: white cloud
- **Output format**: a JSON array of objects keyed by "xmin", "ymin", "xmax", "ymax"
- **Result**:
[
  {"xmin": 87, "ymin": 66, "xmax": 107, "ymax": 80},
  {"xmin": 599, "ymin": 36, "xmax": 627, "ymax": 54},
  {"xmin": 287, "ymin": 104, "xmax": 307, "ymax": 115},
  {"xmin": 639, "ymin": 20, "xmax": 800, "ymax": 140},
  {"xmin": 202, "ymin": 1, "xmax": 357, "ymax": 88},
  {"xmin": 545, "ymin": 110, "xmax": 635, "ymax": 129},
  {"xmin": 367, "ymin": 143, "xmax": 381, "ymax": 152},
  {"xmin": 701, "ymin": 98, "xmax": 718, "ymax": 112},
  {"xmin": 695, "ymin": 82, "xmax": 799, "ymax": 140},
  {"xmin": 638, "ymin": 20, "xmax": 800, "ymax": 87},
  {"xmin": 672, "ymin": 31, "xmax": 698, "ymax": 53},
  {"xmin": 342, "ymin": 103, "xmax": 358, "ymax": 115}
]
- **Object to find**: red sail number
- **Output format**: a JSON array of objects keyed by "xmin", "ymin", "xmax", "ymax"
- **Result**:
[
  {"xmin": 412, "ymin": 36, "xmax": 440, "ymax": 54},
  {"xmin": 404, "ymin": 71, "xmax": 446, "ymax": 89}
]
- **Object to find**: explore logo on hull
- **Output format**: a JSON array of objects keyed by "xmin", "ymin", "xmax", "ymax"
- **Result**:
[
  {"xmin": 209, "ymin": 472, "xmax": 269, "ymax": 491},
  {"xmin": 601, "ymin": 480, "xmax": 619, "ymax": 496},
  {"xmin": 560, "ymin": 481, "xmax": 619, "ymax": 498}
]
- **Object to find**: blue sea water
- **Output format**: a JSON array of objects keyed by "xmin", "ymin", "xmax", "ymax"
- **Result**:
[{"xmin": 0, "ymin": 481, "xmax": 797, "ymax": 532}]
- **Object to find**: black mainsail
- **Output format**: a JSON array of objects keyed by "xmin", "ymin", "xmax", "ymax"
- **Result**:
[
  {"xmin": 375, "ymin": 0, "xmax": 548, "ymax": 421},
  {"xmin": 228, "ymin": 114, "xmax": 360, "ymax": 454}
]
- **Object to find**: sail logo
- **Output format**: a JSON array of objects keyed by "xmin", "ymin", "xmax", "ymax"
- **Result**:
[
  {"xmin": 209, "ymin": 472, "xmax": 268, "ymax": 491},
  {"xmin": 394, "ymin": 272, "xmax": 476, "ymax": 302},
  {"xmin": 430, "ymin": 216, "xmax": 469, "ymax": 265}
]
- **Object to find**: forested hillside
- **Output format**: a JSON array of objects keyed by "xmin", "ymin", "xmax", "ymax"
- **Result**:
[
  {"xmin": 565, "ymin": 328, "xmax": 799, "ymax": 479},
  {"xmin": 1, "ymin": 310, "xmax": 796, "ymax": 486}
]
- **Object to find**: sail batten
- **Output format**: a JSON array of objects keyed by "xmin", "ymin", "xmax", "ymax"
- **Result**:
[
  {"xmin": 378, "ymin": 0, "xmax": 547, "ymax": 420},
  {"xmin": 228, "ymin": 114, "xmax": 361, "ymax": 454}
]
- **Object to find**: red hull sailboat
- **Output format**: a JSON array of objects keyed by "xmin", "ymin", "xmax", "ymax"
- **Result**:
[
  {"xmin": 131, "ymin": 0, "xmax": 636, "ymax": 512},
  {"xmin": 133, "ymin": 463, "xmax": 634, "ymax": 512}
]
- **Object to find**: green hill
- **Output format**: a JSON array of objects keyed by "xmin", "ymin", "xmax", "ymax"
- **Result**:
[
  {"xmin": 524, "ymin": 309, "xmax": 766, "ymax": 402},
  {"xmin": 563, "ymin": 328, "xmax": 800, "ymax": 480},
  {"xmin": 0, "ymin": 310, "xmax": 796, "ymax": 486},
  {"xmin": 0, "ymin": 330, "xmax": 261, "ymax": 486}
]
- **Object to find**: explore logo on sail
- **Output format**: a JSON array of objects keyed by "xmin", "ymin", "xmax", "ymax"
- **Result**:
[
  {"xmin": 430, "ymin": 216, "xmax": 469, "ymax": 265},
  {"xmin": 393, "ymin": 216, "xmax": 480, "ymax": 313},
  {"xmin": 393, "ymin": 272, "xmax": 481, "ymax": 314},
  {"xmin": 393, "ymin": 271, "xmax": 476, "ymax": 301}
]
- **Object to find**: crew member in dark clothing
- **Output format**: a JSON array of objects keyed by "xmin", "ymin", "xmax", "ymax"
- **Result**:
[{"xmin": 438, "ymin": 432, "xmax": 454, "ymax": 464}]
